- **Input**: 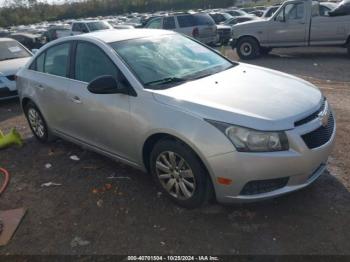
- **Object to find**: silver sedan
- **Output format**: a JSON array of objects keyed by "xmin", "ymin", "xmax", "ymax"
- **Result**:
[{"xmin": 17, "ymin": 29, "xmax": 335, "ymax": 208}]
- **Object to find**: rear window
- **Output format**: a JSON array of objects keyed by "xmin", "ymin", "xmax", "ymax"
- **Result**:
[
  {"xmin": 177, "ymin": 14, "xmax": 215, "ymax": 28},
  {"xmin": 177, "ymin": 15, "xmax": 195, "ymax": 28}
]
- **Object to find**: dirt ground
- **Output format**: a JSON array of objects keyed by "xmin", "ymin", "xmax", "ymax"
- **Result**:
[{"xmin": 0, "ymin": 47, "xmax": 349, "ymax": 255}]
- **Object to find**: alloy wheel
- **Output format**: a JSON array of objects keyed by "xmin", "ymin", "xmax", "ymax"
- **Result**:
[
  {"xmin": 27, "ymin": 108, "xmax": 45, "ymax": 138},
  {"xmin": 155, "ymin": 151, "xmax": 196, "ymax": 200}
]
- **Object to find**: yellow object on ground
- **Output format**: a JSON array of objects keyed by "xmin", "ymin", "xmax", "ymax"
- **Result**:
[{"xmin": 0, "ymin": 128, "xmax": 23, "ymax": 149}]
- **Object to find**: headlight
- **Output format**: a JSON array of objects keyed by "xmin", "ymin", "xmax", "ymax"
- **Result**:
[{"xmin": 206, "ymin": 120, "xmax": 289, "ymax": 152}]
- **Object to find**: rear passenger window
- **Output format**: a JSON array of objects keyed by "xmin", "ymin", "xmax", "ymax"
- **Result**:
[
  {"xmin": 177, "ymin": 15, "xmax": 195, "ymax": 28},
  {"xmin": 163, "ymin": 17, "xmax": 176, "ymax": 29},
  {"xmin": 44, "ymin": 43, "xmax": 70, "ymax": 77},
  {"xmin": 74, "ymin": 42, "xmax": 118, "ymax": 83}
]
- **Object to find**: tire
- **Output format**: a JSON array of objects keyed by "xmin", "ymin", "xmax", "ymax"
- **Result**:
[
  {"xmin": 236, "ymin": 37, "xmax": 260, "ymax": 60},
  {"xmin": 260, "ymin": 47, "xmax": 272, "ymax": 55},
  {"xmin": 24, "ymin": 101, "xmax": 54, "ymax": 143},
  {"xmin": 150, "ymin": 139, "xmax": 213, "ymax": 208},
  {"xmin": 347, "ymin": 45, "xmax": 350, "ymax": 57}
]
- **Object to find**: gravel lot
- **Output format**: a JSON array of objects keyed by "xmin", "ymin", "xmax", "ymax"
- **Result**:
[{"xmin": 0, "ymin": 47, "xmax": 350, "ymax": 255}]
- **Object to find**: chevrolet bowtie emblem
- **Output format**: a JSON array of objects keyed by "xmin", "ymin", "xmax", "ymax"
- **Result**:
[{"xmin": 318, "ymin": 103, "xmax": 330, "ymax": 127}]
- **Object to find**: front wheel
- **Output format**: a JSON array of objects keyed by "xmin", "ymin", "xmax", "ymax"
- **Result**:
[
  {"xmin": 150, "ymin": 139, "xmax": 213, "ymax": 208},
  {"xmin": 236, "ymin": 37, "xmax": 260, "ymax": 60}
]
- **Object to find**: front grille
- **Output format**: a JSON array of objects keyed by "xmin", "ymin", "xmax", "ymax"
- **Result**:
[
  {"xmin": 240, "ymin": 177, "xmax": 289, "ymax": 196},
  {"xmin": 6, "ymin": 75, "xmax": 16, "ymax": 81},
  {"xmin": 295, "ymin": 99, "xmax": 326, "ymax": 127},
  {"xmin": 301, "ymin": 113, "xmax": 335, "ymax": 149},
  {"xmin": 0, "ymin": 87, "xmax": 18, "ymax": 99}
]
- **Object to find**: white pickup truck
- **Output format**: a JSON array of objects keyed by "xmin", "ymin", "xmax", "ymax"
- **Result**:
[{"xmin": 231, "ymin": 0, "xmax": 350, "ymax": 59}]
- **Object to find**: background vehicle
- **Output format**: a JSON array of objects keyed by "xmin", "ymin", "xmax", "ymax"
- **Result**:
[
  {"xmin": 208, "ymin": 12, "xmax": 233, "ymax": 24},
  {"xmin": 225, "ymin": 9, "xmax": 250, "ymax": 17},
  {"xmin": 70, "ymin": 20, "xmax": 113, "ymax": 35},
  {"xmin": 231, "ymin": 0, "xmax": 350, "ymax": 59},
  {"xmin": 262, "ymin": 5, "xmax": 281, "ymax": 18},
  {"xmin": 10, "ymin": 33, "xmax": 46, "ymax": 49},
  {"xmin": 43, "ymin": 25, "xmax": 71, "ymax": 42},
  {"xmin": 216, "ymin": 24, "xmax": 232, "ymax": 45},
  {"xmin": 224, "ymin": 16, "xmax": 259, "ymax": 26},
  {"xmin": 0, "ymin": 38, "xmax": 32, "ymax": 100},
  {"xmin": 145, "ymin": 13, "xmax": 218, "ymax": 45}
]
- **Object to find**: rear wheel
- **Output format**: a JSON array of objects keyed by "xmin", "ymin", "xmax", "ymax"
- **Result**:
[
  {"xmin": 24, "ymin": 101, "xmax": 54, "ymax": 143},
  {"xmin": 150, "ymin": 139, "xmax": 213, "ymax": 208},
  {"xmin": 236, "ymin": 37, "xmax": 260, "ymax": 60}
]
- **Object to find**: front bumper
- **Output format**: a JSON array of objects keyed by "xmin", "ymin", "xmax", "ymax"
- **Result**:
[
  {"xmin": 230, "ymin": 38, "xmax": 237, "ymax": 49},
  {"xmin": 206, "ymin": 113, "xmax": 336, "ymax": 204}
]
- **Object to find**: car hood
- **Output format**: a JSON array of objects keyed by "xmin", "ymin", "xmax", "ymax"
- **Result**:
[
  {"xmin": 151, "ymin": 64, "xmax": 322, "ymax": 131},
  {"xmin": 0, "ymin": 57, "xmax": 31, "ymax": 76},
  {"xmin": 233, "ymin": 18, "xmax": 268, "ymax": 29}
]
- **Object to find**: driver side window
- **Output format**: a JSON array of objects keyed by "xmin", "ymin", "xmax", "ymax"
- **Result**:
[
  {"xmin": 285, "ymin": 3, "xmax": 305, "ymax": 20},
  {"xmin": 276, "ymin": 3, "xmax": 305, "ymax": 21},
  {"xmin": 74, "ymin": 42, "xmax": 119, "ymax": 83}
]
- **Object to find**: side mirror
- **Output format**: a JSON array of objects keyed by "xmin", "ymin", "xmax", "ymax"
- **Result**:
[
  {"xmin": 31, "ymin": 49, "xmax": 39, "ymax": 54},
  {"xmin": 87, "ymin": 75, "xmax": 129, "ymax": 95}
]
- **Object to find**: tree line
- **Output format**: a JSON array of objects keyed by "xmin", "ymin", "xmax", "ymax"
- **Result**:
[{"xmin": 0, "ymin": 0, "xmax": 237, "ymax": 28}]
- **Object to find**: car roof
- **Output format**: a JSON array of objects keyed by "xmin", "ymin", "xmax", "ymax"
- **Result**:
[
  {"xmin": 76, "ymin": 29, "xmax": 175, "ymax": 44},
  {"xmin": 0, "ymin": 38, "xmax": 19, "ymax": 42}
]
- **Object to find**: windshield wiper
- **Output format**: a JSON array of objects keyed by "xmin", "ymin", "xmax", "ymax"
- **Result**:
[{"xmin": 144, "ymin": 77, "xmax": 188, "ymax": 87}]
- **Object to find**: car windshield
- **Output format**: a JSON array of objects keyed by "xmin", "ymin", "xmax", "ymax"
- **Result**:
[
  {"xmin": 87, "ymin": 21, "xmax": 110, "ymax": 31},
  {"xmin": 0, "ymin": 40, "xmax": 31, "ymax": 61},
  {"xmin": 110, "ymin": 34, "xmax": 235, "ymax": 89}
]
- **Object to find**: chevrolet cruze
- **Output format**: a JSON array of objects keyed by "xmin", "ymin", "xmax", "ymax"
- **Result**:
[{"xmin": 17, "ymin": 29, "xmax": 336, "ymax": 208}]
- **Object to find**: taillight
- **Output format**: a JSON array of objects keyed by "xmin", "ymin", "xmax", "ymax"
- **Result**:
[{"xmin": 192, "ymin": 27, "xmax": 199, "ymax": 38}]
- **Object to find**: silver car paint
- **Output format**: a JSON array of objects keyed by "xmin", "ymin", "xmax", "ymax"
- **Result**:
[{"xmin": 17, "ymin": 30, "xmax": 335, "ymax": 203}]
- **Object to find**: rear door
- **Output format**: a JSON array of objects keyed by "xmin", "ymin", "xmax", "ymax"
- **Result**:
[
  {"xmin": 268, "ymin": 1, "xmax": 309, "ymax": 46},
  {"xmin": 26, "ymin": 42, "xmax": 73, "ymax": 131}
]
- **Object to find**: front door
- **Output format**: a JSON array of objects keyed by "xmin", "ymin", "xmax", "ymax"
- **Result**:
[{"xmin": 61, "ymin": 41, "xmax": 134, "ymax": 161}]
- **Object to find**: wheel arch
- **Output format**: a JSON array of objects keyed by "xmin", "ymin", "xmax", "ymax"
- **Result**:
[
  {"xmin": 142, "ymin": 132, "xmax": 216, "ymax": 194},
  {"xmin": 237, "ymin": 35, "xmax": 261, "ymax": 47}
]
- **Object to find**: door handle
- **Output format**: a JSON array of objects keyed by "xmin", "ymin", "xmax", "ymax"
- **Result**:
[{"xmin": 71, "ymin": 96, "xmax": 82, "ymax": 104}]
